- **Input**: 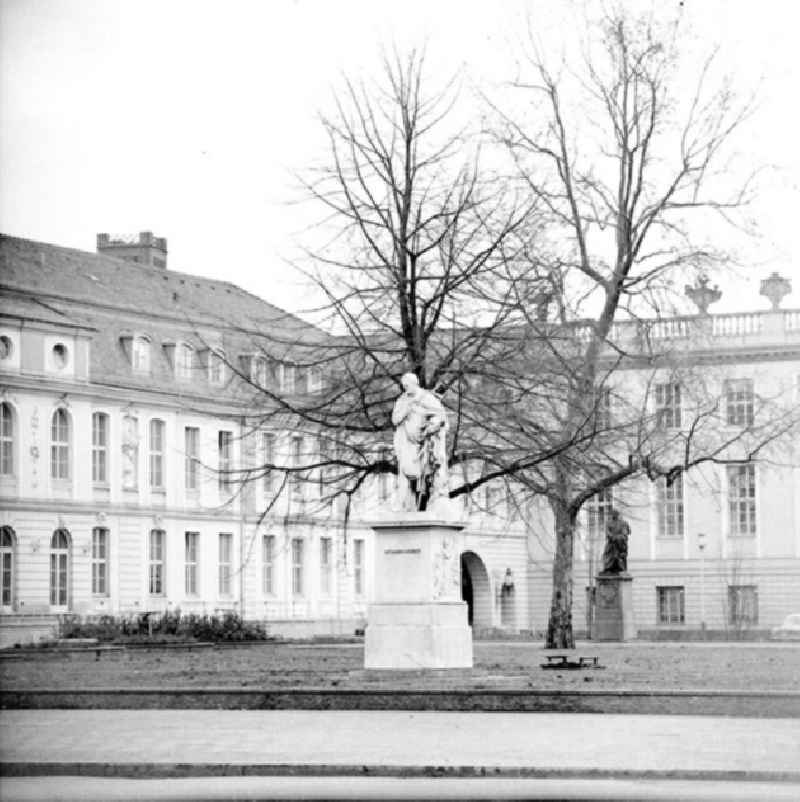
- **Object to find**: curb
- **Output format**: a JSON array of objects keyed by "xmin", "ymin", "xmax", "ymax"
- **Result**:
[
  {"xmin": 2, "ymin": 763, "xmax": 800, "ymax": 783},
  {"xmin": 3, "ymin": 687, "xmax": 800, "ymax": 716}
]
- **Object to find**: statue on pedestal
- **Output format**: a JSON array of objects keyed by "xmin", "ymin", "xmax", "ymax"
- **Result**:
[
  {"xmin": 391, "ymin": 373, "xmax": 449, "ymax": 512},
  {"xmin": 601, "ymin": 508, "xmax": 630, "ymax": 574}
]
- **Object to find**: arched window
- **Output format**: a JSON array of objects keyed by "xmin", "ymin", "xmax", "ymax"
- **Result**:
[
  {"xmin": 92, "ymin": 412, "xmax": 109, "ymax": 483},
  {"xmin": 0, "ymin": 402, "xmax": 13, "ymax": 476},
  {"xmin": 50, "ymin": 528, "xmax": 71, "ymax": 607},
  {"xmin": 1, "ymin": 526, "xmax": 15, "ymax": 607},
  {"xmin": 149, "ymin": 419, "xmax": 165, "ymax": 489},
  {"xmin": 50, "ymin": 409, "xmax": 70, "ymax": 480}
]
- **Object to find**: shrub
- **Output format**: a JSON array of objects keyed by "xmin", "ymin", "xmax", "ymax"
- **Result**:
[{"xmin": 59, "ymin": 611, "xmax": 269, "ymax": 642}]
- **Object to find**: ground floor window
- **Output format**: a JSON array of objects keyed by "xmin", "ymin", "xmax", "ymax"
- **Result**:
[
  {"xmin": 728, "ymin": 585, "xmax": 758, "ymax": 626},
  {"xmin": 50, "ymin": 528, "xmax": 70, "ymax": 607},
  {"xmin": 262, "ymin": 535, "xmax": 275, "ymax": 595},
  {"xmin": 91, "ymin": 527, "xmax": 109, "ymax": 596},
  {"xmin": 656, "ymin": 585, "xmax": 684, "ymax": 625},
  {"xmin": 320, "ymin": 536, "xmax": 332, "ymax": 596},
  {"xmin": 185, "ymin": 532, "xmax": 199, "ymax": 596},
  {"xmin": 291, "ymin": 538, "xmax": 304, "ymax": 596},
  {"xmin": 218, "ymin": 533, "xmax": 233, "ymax": 596},
  {"xmin": 149, "ymin": 529, "xmax": 165, "ymax": 595},
  {"xmin": 1, "ymin": 526, "xmax": 15, "ymax": 607}
]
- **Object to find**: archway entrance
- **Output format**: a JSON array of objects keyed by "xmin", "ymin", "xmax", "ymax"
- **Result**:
[{"xmin": 460, "ymin": 551, "xmax": 491, "ymax": 632}]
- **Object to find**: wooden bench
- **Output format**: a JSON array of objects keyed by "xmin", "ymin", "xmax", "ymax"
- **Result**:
[{"xmin": 541, "ymin": 654, "xmax": 604, "ymax": 670}]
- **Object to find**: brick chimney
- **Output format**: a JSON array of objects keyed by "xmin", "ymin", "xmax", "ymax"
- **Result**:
[{"xmin": 96, "ymin": 231, "xmax": 168, "ymax": 269}]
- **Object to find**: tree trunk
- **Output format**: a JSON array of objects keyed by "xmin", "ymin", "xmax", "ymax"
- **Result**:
[{"xmin": 546, "ymin": 500, "xmax": 577, "ymax": 649}]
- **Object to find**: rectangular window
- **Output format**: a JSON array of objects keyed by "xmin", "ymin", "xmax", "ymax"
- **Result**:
[
  {"xmin": 132, "ymin": 337, "xmax": 150, "ymax": 372},
  {"xmin": 291, "ymin": 435, "xmax": 304, "ymax": 501},
  {"xmin": 177, "ymin": 344, "xmax": 193, "ymax": 379},
  {"xmin": 728, "ymin": 585, "xmax": 758, "ymax": 626},
  {"xmin": 252, "ymin": 356, "xmax": 267, "ymax": 387},
  {"xmin": 727, "ymin": 464, "xmax": 756, "ymax": 537},
  {"xmin": 185, "ymin": 532, "xmax": 199, "ymax": 595},
  {"xmin": 724, "ymin": 378, "xmax": 754, "ymax": 427},
  {"xmin": 218, "ymin": 430, "xmax": 233, "ymax": 492},
  {"xmin": 307, "ymin": 367, "xmax": 322, "ymax": 394},
  {"xmin": 655, "ymin": 382, "xmax": 681, "ymax": 429},
  {"xmin": 282, "ymin": 364, "xmax": 296, "ymax": 394},
  {"xmin": 0, "ymin": 403, "xmax": 13, "ymax": 476},
  {"xmin": 585, "ymin": 487, "xmax": 613, "ymax": 544},
  {"xmin": 657, "ymin": 475, "xmax": 684, "ymax": 538},
  {"xmin": 291, "ymin": 537, "xmax": 304, "ymax": 596},
  {"xmin": 91, "ymin": 527, "xmax": 108, "ymax": 595},
  {"xmin": 209, "ymin": 351, "xmax": 225, "ymax": 384},
  {"xmin": 1, "ymin": 550, "xmax": 12, "ymax": 606},
  {"xmin": 149, "ymin": 419, "xmax": 165, "ymax": 489},
  {"xmin": 354, "ymin": 539, "xmax": 364, "ymax": 596},
  {"xmin": 148, "ymin": 529, "xmax": 165, "ymax": 595},
  {"xmin": 50, "ymin": 409, "xmax": 70, "ymax": 480},
  {"xmin": 657, "ymin": 586, "xmax": 685, "ymax": 624},
  {"xmin": 320, "ymin": 536, "xmax": 332, "ymax": 596},
  {"xmin": 184, "ymin": 427, "xmax": 199, "ymax": 491},
  {"xmin": 262, "ymin": 432, "xmax": 275, "ymax": 494},
  {"xmin": 218, "ymin": 533, "xmax": 233, "ymax": 596},
  {"xmin": 594, "ymin": 387, "xmax": 612, "ymax": 430},
  {"xmin": 92, "ymin": 413, "xmax": 108, "ymax": 483},
  {"xmin": 262, "ymin": 534, "xmax": 275, "ymax": 595}
]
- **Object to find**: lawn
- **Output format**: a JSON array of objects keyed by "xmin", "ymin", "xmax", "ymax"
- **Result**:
[{"xmin": 2, "ymin": 641, "xmax": 799, "ymax": 692}]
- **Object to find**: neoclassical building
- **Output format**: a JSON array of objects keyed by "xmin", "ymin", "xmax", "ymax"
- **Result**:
[
  {"xmin": 1, "ymin": 231, "xmax": 798, "ymax": 645},
  {"xmin": 0, "ymin": 232, "xmax": 526, "ymax": 645}
]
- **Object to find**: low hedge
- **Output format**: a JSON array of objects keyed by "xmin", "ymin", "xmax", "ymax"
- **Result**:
[{"xmin": 59, "ymin": 610, "xmax": 270, "ymax": 643}]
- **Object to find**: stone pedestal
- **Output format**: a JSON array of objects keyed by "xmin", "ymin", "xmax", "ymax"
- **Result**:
[
  {"xmin": 593, "ymin": 572, "xmax": 636, "ymax": 642},
  {"xmin": 364, "ymin": 516, "xmax": 473, "ymax": 669}
]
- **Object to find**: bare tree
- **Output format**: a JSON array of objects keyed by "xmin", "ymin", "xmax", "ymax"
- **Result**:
[
  {"xmin": 221, "ymin": 49, "xmax": 587, "ymax": 519},
  {"xmin": 199, "ymin": 23, "xmax": 797, "ymax": 650},
  {"xmin": 487, "ymin": 7, "xmax": 797, "ymax": 647}
]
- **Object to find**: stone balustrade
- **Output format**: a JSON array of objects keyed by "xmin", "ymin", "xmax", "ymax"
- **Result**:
[{"xmin": 569, "ymin": 308, "xmax": 800, "ymax": 350}]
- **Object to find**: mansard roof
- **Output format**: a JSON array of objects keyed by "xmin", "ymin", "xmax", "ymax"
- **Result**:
[
  {"xmin": 0, "ymin": 234, "xmax": 320, "ymax": 340},
  {"xmin": 0, "ymin": 234, "xmax": 330, "ymax": 403}
]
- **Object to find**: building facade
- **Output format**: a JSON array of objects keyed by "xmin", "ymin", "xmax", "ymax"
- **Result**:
[
  {"xmin": 0, "ymin": 233, "xmax": 527, "ymax": 645},
  {"xmin": 1, "ymin": 232, "xmax": 797, "ymax": 645}
]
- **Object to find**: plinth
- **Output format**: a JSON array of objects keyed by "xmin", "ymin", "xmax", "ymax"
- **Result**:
[
  {"xmin": 364, "ymin": 515, "xmax": 473, "ymax": 669},
  {"xmin": 593, "ymin": 572, "xmax": 636, "ymax": 641}
]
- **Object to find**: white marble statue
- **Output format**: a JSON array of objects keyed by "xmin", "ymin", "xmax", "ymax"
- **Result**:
[{"xmin": 391, "ymin": 372, "xmax": 450, "ymax": 512}]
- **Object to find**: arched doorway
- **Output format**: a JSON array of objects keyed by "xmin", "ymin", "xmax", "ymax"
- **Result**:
[{"xmin": 460, "ymin": 551, "xmax": 491, "ymax": 632}]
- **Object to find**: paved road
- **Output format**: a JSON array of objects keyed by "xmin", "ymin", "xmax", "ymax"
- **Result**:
[
  {"xmin": 3, "ymin": 776, "xmax": 800, "ymax": 801},
  {"xmin": 2, "ymin": 710, "xmax": 799, "ymax": 777}
]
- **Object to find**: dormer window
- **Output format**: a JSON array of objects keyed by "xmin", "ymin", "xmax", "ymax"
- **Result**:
[
  {"xmin": 209, "ymin": 350, "xmax": 226, "ymax": 385},
  {"xmin": 176, "ymin": 343, "xmax": 193, "ymax": 380},
  {"xmin": 132, "ymin": 336, "xmax": 151, "ymax": 373},
  {"xmin": 307, "ymin": 367, "xmax": 322, "ymax": 394},
  {"xmin": 252, "ymin": 356, "xmax": 267, "ymax": 387},
  {"xmin": 282, "ymin": 363, "xmax": 296, "ymax": 394}
]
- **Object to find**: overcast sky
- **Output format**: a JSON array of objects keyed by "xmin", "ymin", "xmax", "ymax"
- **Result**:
[{"xmin": 2, "ymin": 0, "xmax": 798, "ymax": 316}]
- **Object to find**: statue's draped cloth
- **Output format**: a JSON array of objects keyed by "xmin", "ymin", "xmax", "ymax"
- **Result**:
[{"xmin": 391, "ymin": 383, "xmax": 449, "ymax": 510}]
